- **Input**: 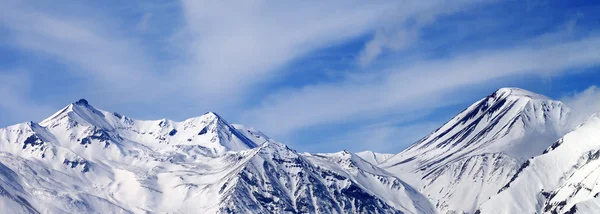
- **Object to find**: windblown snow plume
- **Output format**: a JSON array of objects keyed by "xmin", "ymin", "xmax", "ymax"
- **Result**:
[{"xmin": 562, "ymin": 86, "xmax": 600, "ymax": 130}]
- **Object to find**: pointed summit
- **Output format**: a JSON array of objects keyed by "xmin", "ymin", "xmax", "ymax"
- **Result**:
[
  {"xmin": 384, "ymin": 87, "xmax": 568, "ymax": 170},
  {"xmin": 161, "ymin": 111, "xmax": 260, "ymax": 155},
  {"xmin": 39, "ymin": 99, "xmax": 112, "ymax": 129},
  {"xmin": 490, "ymin": 87, "xmax": 548, "ymax": 100},
  {"xmin": 201, "ymin": 111, "xmax": 225, "ymax": 123},
  {"xmin": 204, "ymin": 111, "xmax": 220, "ymax": 118}
]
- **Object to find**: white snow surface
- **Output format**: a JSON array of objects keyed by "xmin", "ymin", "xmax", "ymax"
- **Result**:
[
  {"xmin": 355, "ymin": 151, "xmax": 394, "ymax": 165},
  {"xmin": 0, "ymin": 99, "xmax": 433, "ymax": 214},
  {"xmin": 479, "ymin": 114, "xmax": 600, "ymax": 213}
]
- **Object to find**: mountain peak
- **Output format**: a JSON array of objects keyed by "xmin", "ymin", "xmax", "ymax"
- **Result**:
[
  {"xmin": 490, "ymin": 87, "xmax": 548, "ymax": 100},
  {"xmin": 40, "ymin": 99, "xmax": 109, "ymax": 129},
  {"xmin": 380, "ymin": 87, "xmax": 569, "ymax": 214},
  {"xmin": 202, "ymin": 111, "xmax": 223, "ymax": 121},
  {"xmin": 391, "ymin": 87, "xmax": 566, "ymax": 165},
  {"xmin": 74, "ymin": 98, "xmax": 90, "ymax": 106}
]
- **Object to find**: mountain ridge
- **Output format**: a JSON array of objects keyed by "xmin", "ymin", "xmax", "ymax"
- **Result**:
[
  {"xmin": 2, "ymin": 86, "xmax": 598, "ymax": 214},
  {"xmin": 0, "ymin": 99, "xmax": 432, "ymax": 214}
]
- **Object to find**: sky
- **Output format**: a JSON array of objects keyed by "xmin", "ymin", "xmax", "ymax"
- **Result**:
[{"xmin": 1, "ymin": 0, "xmax": 600, "ymax": 153}]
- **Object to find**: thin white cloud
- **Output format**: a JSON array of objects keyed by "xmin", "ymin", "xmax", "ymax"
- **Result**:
[
  {"xmin": 0, "ymin": 1, "xmax": 162, "ymax": 98},
  {"xmin": 357, "ymin": 0, "xmax": 495, "ymax": 65},
  {"xmin": 359, "ymin": 29, "xmax": 419, "ymax": 66},
  {"xmin": 176, "ymin": 1, "xmax": 394, "ymax": 99}
]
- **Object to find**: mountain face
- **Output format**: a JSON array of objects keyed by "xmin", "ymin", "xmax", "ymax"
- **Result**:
[
  {"xmin": 0, "ymin": 99, "xmax": 433, "ymax": 214},
  {"xmin": 479, "ymin": 114, "xmax": 600, "ymax": 214},
  {"xmin": 378, "ymin": 88, "xmax": 571, "ymax": 214}
]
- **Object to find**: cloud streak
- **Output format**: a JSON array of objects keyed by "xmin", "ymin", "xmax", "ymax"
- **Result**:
[
  {"xmin": 0, "ymin": 0, "xmax": 164, "ymax": 99},
  {"xmin": 357, "ymin": 0, "xmax": 496, "ymax": 65},
  {"xmin": 176, "ymin": 1, "xmax": 396, "ymax": 100}
]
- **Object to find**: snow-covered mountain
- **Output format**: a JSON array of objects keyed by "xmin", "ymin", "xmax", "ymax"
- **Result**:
[
  {"xmin": 3, "ymin": 86, "xmax": 599, "ymax": 214},
  {"xmin": 378, "ymin": 88, "xmax": 571, "ymax": 214},
  {"xmin": 0, "ymin": 99, "xmax": 433, "ymax": 214}
]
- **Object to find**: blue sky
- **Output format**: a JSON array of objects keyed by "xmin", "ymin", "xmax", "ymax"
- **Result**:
[{"xmin": 1, "ymin": 0, "xmax": 600, "ymax": 153}]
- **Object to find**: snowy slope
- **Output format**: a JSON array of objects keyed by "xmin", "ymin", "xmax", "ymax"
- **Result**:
[
  {"xmin": 217, "ymin": 143, "xmax": 434, "ymax": 213},
  {"xmin": 355, "ymin": 151, "xmax": 394, "ymax": 165},
  {"xmin": 306, "ymin": 151, "xmax": 435, "ymax": 214},
  {"xmin": 379, "ymin": 88, "xmax": 570, "ymax": 214},
  {"xmin": 479, "ymin": 114, "xmax": 600, "ymax": 214},
  {"xmin": 0, "ymin": 99, "xmax": 433, "ymax": 214}
]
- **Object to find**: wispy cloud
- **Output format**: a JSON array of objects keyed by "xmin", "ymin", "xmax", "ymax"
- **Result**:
[
  {"xmin": 0, "ymin": 0, "xmax": 162, "ymax": 99},
  {"xmin": 357, "ymin": 0, "xmax": 495, "ymax": 66},
  {"xmin": 175, "ymin": 1, "xmax": 397, "ymax": 100}
]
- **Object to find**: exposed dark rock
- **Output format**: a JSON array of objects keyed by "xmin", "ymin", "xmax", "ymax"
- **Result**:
[
  {"xmin": 198, "ymin": 127, "xmax": 208, "ymax": 135},
  {"xmin": 22, "ymin": 135, "xmax": 44, "ymax": 150}
]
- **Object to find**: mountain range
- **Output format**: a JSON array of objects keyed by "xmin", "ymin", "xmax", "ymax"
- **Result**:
[{"xmin": 1, "ymin": 87, "xmax": 599, "ymax": 214}]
